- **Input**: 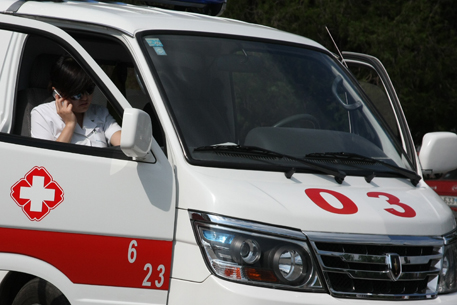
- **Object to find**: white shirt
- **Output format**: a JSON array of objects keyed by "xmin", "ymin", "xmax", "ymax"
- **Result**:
[{"xmin": 31, "ymin": 101, "xmax": 122, "ymax": 147}]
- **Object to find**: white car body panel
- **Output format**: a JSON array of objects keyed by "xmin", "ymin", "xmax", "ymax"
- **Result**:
[
  {"xmin": 167, "ymin": 275, "xmax": 457, "ymax": 305},
  {"xmin": 174, "ymin": 163, "xmax": 454, "ymax": 235},
  {"xmin": 14, "ymin": 1, "xmax": 325, "ymax": 49}
]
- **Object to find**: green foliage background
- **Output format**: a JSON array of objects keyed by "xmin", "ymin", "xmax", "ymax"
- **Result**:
[{"xmin": 221, "ymin": 0, "xmax": 457, "ymax": 145}]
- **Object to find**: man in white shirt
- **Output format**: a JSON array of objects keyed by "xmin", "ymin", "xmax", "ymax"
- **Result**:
[{"xmin": 30, "ymin": 56, "xmax": 121, "ymax": 147}]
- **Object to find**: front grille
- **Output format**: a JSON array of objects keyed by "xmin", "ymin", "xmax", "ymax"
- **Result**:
[{"xmin": 307, "ymin": 233, "xmax": 443, "ymax": 300}]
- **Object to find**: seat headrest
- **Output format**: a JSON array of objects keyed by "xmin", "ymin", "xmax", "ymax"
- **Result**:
[{"xmin": 29, "ymin": 54, "xmax": 60, "ymax": 89}]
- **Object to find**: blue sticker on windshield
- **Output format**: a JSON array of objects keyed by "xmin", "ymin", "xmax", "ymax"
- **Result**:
[
  {"xmin": 146, "ymin": 38, "xmax": 163, "ymax": 47},
  {"xmin": 153, "ymin": 47, "xmax": 167, "ymax": 56}
]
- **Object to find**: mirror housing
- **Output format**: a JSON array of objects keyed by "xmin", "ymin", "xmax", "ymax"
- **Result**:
[
  {"xmin": 121, "ymin": 108, "xmax": 153, "ymax": 160},
  {"xmin": 419, "ymin": 132, "xmax": 457, "ymax": 175}
]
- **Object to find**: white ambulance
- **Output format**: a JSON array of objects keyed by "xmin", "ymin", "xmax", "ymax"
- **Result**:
[{"xmin": 0, "ymin": 0, "xmax": 455, "ymax": 304}]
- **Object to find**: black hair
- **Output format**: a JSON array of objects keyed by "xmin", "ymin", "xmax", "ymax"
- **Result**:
[{"xmin": 50, "ymin": 56, "xmax": 95, "ymax": 98}]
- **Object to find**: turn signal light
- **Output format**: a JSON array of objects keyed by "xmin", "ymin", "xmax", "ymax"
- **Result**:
[{"xmin": 245, "ymin": 267, "xmax": 279, "ymax": 283}]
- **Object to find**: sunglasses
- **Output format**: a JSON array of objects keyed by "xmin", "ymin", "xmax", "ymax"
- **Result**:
[{"xmin": 53, "ymin": 84, "xmax": 95, "ymax": 101}]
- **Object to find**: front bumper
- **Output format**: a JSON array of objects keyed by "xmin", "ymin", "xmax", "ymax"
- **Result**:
[{"xmin": 168, "ymin": 276, "xmax": 457, "ymax": 305}]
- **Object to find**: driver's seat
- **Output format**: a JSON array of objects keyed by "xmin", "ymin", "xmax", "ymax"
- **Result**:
[{"xmin": 14, "ymin": 54, "xmax": 58, "ymax": 137}]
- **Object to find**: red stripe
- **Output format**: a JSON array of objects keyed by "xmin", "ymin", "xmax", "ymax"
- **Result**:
[{"xmin": 0, "ymin": 227, "xmax": 172, "ymax": 290}]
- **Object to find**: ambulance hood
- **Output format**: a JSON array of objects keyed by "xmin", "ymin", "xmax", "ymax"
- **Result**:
[{"xmin": 179, "ymin": 166, "xmax": 456, "ymax": 236}]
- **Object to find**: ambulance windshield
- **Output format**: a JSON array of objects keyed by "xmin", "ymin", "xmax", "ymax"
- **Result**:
[{"xmin": 142, "ymin": 34, "xmax": 415, "ymax": 177}]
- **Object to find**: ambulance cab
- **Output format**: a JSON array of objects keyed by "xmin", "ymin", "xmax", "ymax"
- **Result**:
[{"xmin": 0, "ymin": 1, "xmax": 455, "ymax": 304}]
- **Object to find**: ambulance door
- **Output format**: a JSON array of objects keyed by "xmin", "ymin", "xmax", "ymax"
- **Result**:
[
  {"xmin": 343, "ymin": 51, "xmax": 417, "ymax": 170},
  {"xmin": 0, "ymin": 14, "xmax": 175, "ymax": 305}
]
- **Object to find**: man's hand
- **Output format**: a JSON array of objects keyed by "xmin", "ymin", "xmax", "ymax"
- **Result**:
[
  {"xmin": 55, "ymin": 96, "xmax": 76, "ymax": 143},
  {"xmin": 55, "ymin": 96, "xmax": 77, "ymax": 126}
]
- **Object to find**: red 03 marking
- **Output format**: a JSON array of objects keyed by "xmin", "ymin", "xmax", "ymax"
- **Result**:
[
  {"xmin": 367, "ymin": 192, "xmax": 416, "ymax": 218},
  {"xmin": 305, "ymin": 189, "xmax": 358, "ymax": 215},
  {"xmin": 305, "ymin": 188, "xmax": 416, "ymax": 218}
]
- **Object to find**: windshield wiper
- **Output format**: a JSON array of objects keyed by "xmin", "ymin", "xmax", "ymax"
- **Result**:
[
  {"xmin": 194, "ymin": 144, "xmax": 346, "ymax": 184},
  {"xmin": 305, "ymin": 152, "xmax": 421, "ymax": 186}
]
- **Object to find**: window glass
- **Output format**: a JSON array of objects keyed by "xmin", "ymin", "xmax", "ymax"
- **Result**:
[
  {"xmin": 142, "ymin": 34, "xmax": 413, "ymax": 177},
  {"xmin": 347, "ymin": 62, "xmax": 401, "ymax": 143},
  {"xmin": 72, "ymin": 33, "xmax": 164, "ymax": 148},
  {"xmin": 9, "ymin": 33, "xmax": 125, "ymax": 157}
]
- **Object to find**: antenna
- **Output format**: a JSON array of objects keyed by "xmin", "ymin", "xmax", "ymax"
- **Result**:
[{"xmin": 325, "ymin": 26, "xmax": 348, "ymax": 68}]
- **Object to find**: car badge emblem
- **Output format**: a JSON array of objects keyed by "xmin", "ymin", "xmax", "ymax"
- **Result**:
[{"xmin": 386, "ymin": 253, "xmax": 402, "ymax": 281}]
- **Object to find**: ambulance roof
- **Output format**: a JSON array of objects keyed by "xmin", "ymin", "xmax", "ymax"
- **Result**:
[{"xmin": 1, "ymin": 0, "xmax": 325, "ymax": 50}]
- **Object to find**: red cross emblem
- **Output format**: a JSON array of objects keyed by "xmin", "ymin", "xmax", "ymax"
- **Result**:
[{"xmin": 10, "ymin": 166, "xmax": 64, "ymax": 221}]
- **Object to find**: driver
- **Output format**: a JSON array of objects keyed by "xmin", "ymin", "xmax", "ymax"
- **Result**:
[{"xmin": 31, "ymin": 56, "xmax": 121, "ymax": 147}]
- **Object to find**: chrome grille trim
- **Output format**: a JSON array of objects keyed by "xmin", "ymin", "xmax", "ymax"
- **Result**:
[
  {"xmin": 317, "ymin": 251, "xmax": 442, "ymax": 265},
  {"xmin": 343, "ymin": 269, "xmax": 440, "ymax": 281},
  {"xmin": 305, "ymin": 232, "xmax": 444, "ymax": 300}
]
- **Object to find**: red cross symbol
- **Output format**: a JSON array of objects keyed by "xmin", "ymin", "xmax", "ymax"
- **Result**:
[{"xmin": 10, "ymin": 166, "xmax": 64, "ymax": 221}]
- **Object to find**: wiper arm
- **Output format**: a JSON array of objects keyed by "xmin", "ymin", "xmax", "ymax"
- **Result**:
[
  {"xmin": 306, "ymin": 152, "xmax": 421, "ymax": 186},
  {"xmin": 195, "ymin": 145, "xmax": 346, "ymax": 184}
]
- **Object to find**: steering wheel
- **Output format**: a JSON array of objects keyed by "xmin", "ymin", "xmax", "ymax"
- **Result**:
[{"xmin": 273, "ymin": 114, "xmax": 320, "ymax": 129}]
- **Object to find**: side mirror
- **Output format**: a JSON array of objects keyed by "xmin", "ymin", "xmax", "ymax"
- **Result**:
[
  {"xmin": 120, "ymin": 108, "xmax": 153, "ymax": 160},
  {"xmin": 419, "ymin": 132, "xmax": 457, "ymax": 175}
]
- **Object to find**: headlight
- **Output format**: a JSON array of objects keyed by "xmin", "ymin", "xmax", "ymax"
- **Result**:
[
  {"xmin": 439, "ymin": 231, "xmax": 457, "ymax": 294},
  {"xmin": 190, "ymin": 212, "xmax": 324, "ymax": 291}
]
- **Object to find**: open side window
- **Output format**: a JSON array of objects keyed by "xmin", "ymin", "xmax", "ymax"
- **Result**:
[
  {"xmin": 14, "ymin": 34, "xmax": 126, "ymax": 138},
  {"xmin": 0, "ymin": 14, "xmax": 148, "ymax": 159},
  {"xmin": 66, "ymin": 31, "xmax": 165, "ymax": 149}
]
